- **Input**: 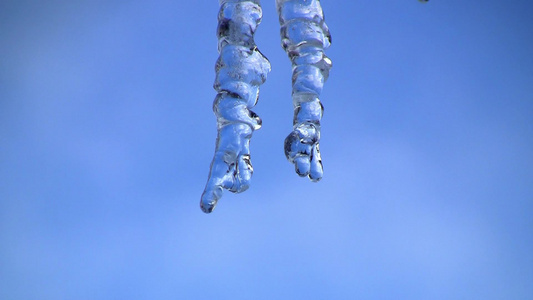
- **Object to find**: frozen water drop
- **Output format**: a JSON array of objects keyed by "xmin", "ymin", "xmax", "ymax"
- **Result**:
[
  {"xmin": 201, "ymin": 0, "xmax": 270, "ymax": 213},
  {"xmin": 277, "ymin": 0, "xmax": 331, "ymax": 182}
]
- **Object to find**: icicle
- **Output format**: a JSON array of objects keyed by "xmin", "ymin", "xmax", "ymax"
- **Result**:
[
  {"xmin": 276, "ymin": 0, "xmax": 332, "ymax": 181},
  {"xmin": 201, "ymin": 0, "xmax": 271, "ymax": 213}
]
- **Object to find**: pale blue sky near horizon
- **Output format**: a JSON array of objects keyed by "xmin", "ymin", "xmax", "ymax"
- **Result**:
[{"xmin": 1, "ymin": 1, "xmax": 532, "ymax": 299}]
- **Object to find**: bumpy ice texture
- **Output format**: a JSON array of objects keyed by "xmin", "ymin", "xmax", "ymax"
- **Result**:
[
  {"xmin": 201, "ymin": 0, "xmax": 271, "ymax": 213},
  {"xmin": 276, "ymin": 0, "xmax": 332, "ymax": 182}
]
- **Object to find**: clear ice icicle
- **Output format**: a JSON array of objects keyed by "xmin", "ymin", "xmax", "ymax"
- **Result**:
[
  {"xmin": 276, "ymin": 0, "xmax": 332, "ymax": 182},
  {"xmin": 201, "ymin": 0, "xmax": 271, "ymax": 213}
]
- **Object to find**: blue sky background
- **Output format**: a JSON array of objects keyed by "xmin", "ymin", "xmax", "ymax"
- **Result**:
[{"xmin": 1, "ymin": 0, "xmax": 532, "ymax": 299}]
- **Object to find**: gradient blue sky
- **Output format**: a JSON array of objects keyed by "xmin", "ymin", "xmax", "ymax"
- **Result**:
[{"xmin": 1, "ymin": 1, "xmax": 532, "ymax": 299}]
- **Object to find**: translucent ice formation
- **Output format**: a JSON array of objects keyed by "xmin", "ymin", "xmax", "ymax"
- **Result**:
[
  {"xmin": 276, "ymin": 0, "xmax": 332, "ymax": 181},
  {"xmin": 201, "ymin": 0, "xmax": 271, "ymax": 213}
]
